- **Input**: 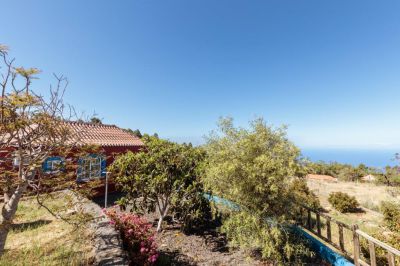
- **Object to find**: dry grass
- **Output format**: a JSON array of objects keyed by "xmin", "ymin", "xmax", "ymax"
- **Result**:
[
  {"xmin": 306, "ymin": 179, "xmax": 400, "ymax": 260},
  {"xmin": 307, "ymin": 179, "xmax": 400, "ymax": 229},
  {"xmin": 0, "ymin": 194, "xmax": 94, "ymax": 266}
]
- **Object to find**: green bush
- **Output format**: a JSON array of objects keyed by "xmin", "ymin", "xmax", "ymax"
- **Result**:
[
  {"xmin": 221, "ymin": 211, "xmax": 316, "ymax": 265},
  {"xmin": 328, "ymin": 192, "xmax": 359, "ymax": 213},
  {"xmin": 380, "ymin": 201, "xmax": 400, "ymax": 233},
  {"xmin": 289, "ymin": 178, "xmax": 321, "ymax": 210},
  {"xmin": 204, "ymin": 117, "xmax": 316, "ymax": 263}
]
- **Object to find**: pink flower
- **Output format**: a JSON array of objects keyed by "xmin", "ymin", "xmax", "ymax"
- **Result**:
[{"xmin": 149, "ymin": 254, "xmax": 158, "ymax": 263}]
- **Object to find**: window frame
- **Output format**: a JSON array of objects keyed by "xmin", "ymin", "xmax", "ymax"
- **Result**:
[
  {"xmin": 42, "ymin": 156, "xmax": 64, "ymax": 174},
  {"xmin": 77, "ymin": 154, "xmax": 106, "ymax": 182}
]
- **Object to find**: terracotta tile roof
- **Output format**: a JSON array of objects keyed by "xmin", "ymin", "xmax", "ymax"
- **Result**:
[
  {"xmin": 64, "ymin": 121, "xmax": 144, "ymax": 147},
  {"xmin": 306, "ymin": 174, "xmax": 338, "ymax": 182}
]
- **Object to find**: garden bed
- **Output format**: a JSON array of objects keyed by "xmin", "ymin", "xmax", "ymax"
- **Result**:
[{"xmin": 153, "ymin": 217, "xmax": 266, "ymax": 265}]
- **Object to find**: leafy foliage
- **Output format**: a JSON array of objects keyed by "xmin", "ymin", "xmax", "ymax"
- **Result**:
[
  {"xmin": 110, "ymin": 136, "xmax": 211, "ymax": 232},
  {"xmin": 289, "ymin": 178, "xmax": 321, "ymax": 210},
  {"xmin": 104, "ymin": 207, "xmax": 158, "ymax": 265},
  {"xmin": 203, "ymin": 117, "xmax": 314, "ymax": 263},
  {"xmin": 380, "ymin": 201, "xmax": 400, "ymax": 233},
  {"xmin": 328, "ymin": 192, "xmax": 359, "ymax": 213},
  {"xmin": 125, "ymin": 128, "xmax": 143, "ymax": 138},
  {"xmin": 132, "ymin": 129, "xmax": 143, "ymax": 138},
  {"xmin": 307, "ymin": 161, "xmax": 369, "ymax": 182},
  {"xmin": 90, "ymin": 116, "xmax": 102, "ymax": 124},
  {"xmin": 375, "ymin": 165, "xmax": 400, "ymax": 186},
  {"xmin": 221, "ymin": 211, "xmax": 315, "ymax": 265}
]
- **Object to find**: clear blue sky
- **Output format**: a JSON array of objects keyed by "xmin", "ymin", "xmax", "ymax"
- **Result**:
[{"xmin": 2, "ymin": 0, "xmax": 400, "ymax": 150}]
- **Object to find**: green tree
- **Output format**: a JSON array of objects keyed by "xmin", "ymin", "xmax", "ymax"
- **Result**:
[
  {"xmin": 203, "ymin": 117, "xmax": 314, "ymax": 263},
  {"xmin": 110, "ymin": 136, "xmax": 210, "ymax": 232},
  {"xmin": 376, "ymin": 163, "xmax": 400, "ymax": 186},
  {"xmin": 125, "ymin": 128, "xmax": 142, "ymax": 138},
  {"xmin": 90, "ymin": 116, "xmax": 102, "ymax": 124}
]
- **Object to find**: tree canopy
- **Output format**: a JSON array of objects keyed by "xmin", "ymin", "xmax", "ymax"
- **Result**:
[
  {"xmin": 110, "ymin": 136, "xmax": 210, "ymax": 232},
  {"xmin": 203, "ymin": 117, "xmax": 315, "ymax": 263},
  {"xmin": 204, "ymin": 117, "xmax": 304, "ymax": 216}
]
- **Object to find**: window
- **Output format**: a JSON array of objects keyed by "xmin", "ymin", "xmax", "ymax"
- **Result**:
[
  {"xmin": 13, "ymin": 154, "xmax": 30, "ymax": 167},
  {"xmin": 42, "ymin": 157, "xmax": 64, "ymax": 173},
  {"xmin": 77, "ymin": 154, "xmax": 106, "ymax": 182}
]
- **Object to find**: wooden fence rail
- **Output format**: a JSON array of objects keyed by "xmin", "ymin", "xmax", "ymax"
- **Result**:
[{"xmin": 295, "ymin": 204, "xmax": 400, "ymax": 266}]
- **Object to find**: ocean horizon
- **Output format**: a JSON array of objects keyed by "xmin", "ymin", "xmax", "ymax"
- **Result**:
[{"xmin": 302, "ymin": 148, "xmax": 399, "ymax": 168}]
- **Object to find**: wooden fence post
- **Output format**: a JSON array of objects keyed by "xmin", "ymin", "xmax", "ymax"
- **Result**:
[
  {"xmin": 326, "ymin": 217, "xmax": 331, "ymax": 242},
  {"xmin": 316, "ymin": 213, "xmax": 321, "ymax": 236},
  {"xmin": 387, "ymin": 252, "xmax": 395, "ymax": 266},
  {"xmin": 338, "ymin": 224, "xmax": 345, "ymax": 252},
  {"xmin": 368, "ymin": 240, "xmax": 376, "ymax": 266},
  {"xmin": 352, "ymin": 225, "xmax": 360, "ymax": 266}
]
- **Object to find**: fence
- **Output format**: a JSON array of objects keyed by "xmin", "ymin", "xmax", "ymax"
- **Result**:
[{"xmin": 295, "ymin": 204, "xmax": 400, "ymax": 266}]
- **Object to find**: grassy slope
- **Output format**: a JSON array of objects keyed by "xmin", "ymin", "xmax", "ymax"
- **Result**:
[
  {"xmin": 306, "ymin": 179, "xmax": 400, "ymax": 257},
  {"xmin": 0, "ymin": 195, "xmax": 94, "ymax": 266},
  {"xmin": 307, "ymin": 179, "xmax": 400, "ymax": 229}
]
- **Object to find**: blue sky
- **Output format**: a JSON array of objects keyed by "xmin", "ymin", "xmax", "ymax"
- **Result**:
[{"xmin": 2, "ymin": 0, "xmax": 400, "ymax": 151}]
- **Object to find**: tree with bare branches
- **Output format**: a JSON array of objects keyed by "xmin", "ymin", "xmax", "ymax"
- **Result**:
[{"xmin": 0, "ymin": 45, "xmax": 94, "ymax": 254}]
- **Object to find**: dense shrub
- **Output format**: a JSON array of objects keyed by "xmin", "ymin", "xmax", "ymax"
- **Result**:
[
  {"xmin": 380, "ymin": 201, "xmax": 400, "ymax": 233},
  {"xmin": 204, "ymin": 117, "xmax": 315, "ymax": 263},
  {"xmin": 221, "ymin": 211, "xmax": 316, "ymax": 264},
  {"xmin": 104, "ymin": 207, "xmax": 158, "ymax": 265},
  {"xmin": 289, "ymin": 178, "xmax": 321, "ymax": 210},
  {"xmin": 328, "ymin": 192, "xmax": 359, "ymax": 213}
]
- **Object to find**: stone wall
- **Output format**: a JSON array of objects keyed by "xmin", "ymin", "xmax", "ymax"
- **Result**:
[{"xmin": 68, "ymin": 191, "xmax": 129, "ymax": 266}]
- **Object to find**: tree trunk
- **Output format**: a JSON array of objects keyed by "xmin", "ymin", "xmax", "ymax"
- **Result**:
[
  {"xmin": 156, "ymin": 213, "xmax": 164, "ymax": 233},
  {"xmin": 156, "ymin": 202, "xmax": 169, "ymax": 233},
  {"xmin": 0, "ymin": 181, "xmax": 28, "ymax": 255}
]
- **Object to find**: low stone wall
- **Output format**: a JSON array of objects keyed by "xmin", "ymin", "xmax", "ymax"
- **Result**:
[{"xmin": 67, "ymin": 191, "xmax": 129, "ymax": 266}]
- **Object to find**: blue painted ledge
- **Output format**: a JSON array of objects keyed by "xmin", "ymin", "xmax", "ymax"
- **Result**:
[
  {"xmin": 205, "ymin": 194, "xmax": 354, "ymax": 266},
  {"xmin": 292, "ymin": 226, "xmax": 353, "ymax": 266}
]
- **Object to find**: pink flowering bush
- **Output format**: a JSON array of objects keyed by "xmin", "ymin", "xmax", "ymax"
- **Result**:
[{"xmin": 104, "ymin": 207, "xmax": 158, "ymax": 265}]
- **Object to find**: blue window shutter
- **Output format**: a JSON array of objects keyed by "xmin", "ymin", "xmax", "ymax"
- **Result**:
[
  {"xmin": 42, "ymin": 156, "xmax": 63, "ymax": 172},
  {"xmin": 101, "ymin": 157, "xmax": 106, "ymax": 177},
  {"xmin": 42, "ymin": 159, "xmax": 50, "ymax": 172}
]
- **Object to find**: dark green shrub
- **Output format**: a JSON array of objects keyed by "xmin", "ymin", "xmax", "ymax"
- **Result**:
[
  {"xmin": 380, "ymin": 201, "xmax": 400, "ymax": 233},
  {"xmin": 328, "ymin": 192, "xmax": 359, "ymax": 213}
]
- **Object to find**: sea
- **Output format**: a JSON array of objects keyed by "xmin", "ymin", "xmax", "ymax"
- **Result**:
[{"xmin": 302, "ymin": 149, "xmax": 399, "ymax": 169}]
